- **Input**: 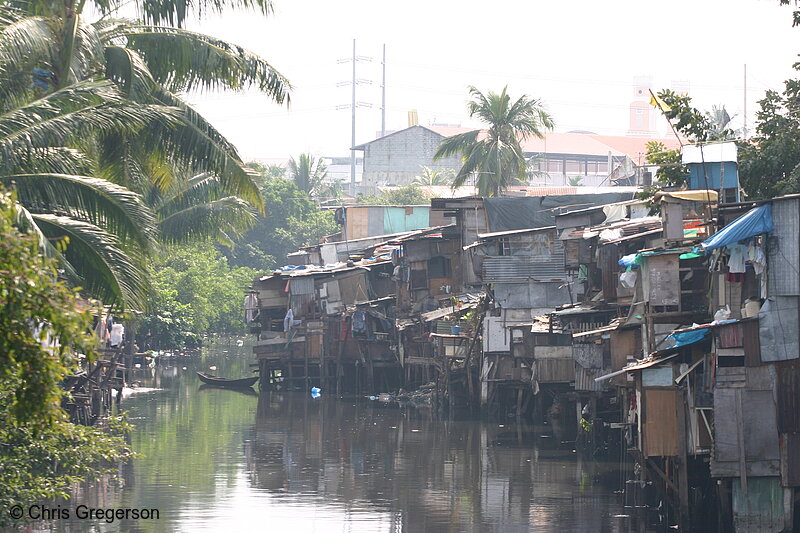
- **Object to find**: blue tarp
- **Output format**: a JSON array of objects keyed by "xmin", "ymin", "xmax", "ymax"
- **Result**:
[
  {"xmin": 664, "ymin": 328, "xmax": 709, "ymax": 349},
  {"xmin": 700, "ymin": 204, "xmax": 773, "ymax": 251},
  {"xmin": 619, "ymin": 253, "xmax": 641, "ymax": 268}
]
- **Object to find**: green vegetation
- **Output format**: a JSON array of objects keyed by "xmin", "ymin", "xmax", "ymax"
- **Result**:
[
  {"xmin": 136, "ymin": 173, "xmax": 340, "ymax": 350},
  {"xmin": 739, "ymin": 71, "xmax": 800, "ymax": 199},
  {"xmin": 649, "ymin": 70, "xmax": 800, "ymax": 201},
  {"xmin": 225, "ymin": 176, "xmax": 338, "ymax": 272},
  {"xmin": 288, "ymin": 153, "xmax": 328, "ymax": 198},
  {"xmin": 434, "ymin": 86, "xmax": 554, "ymax": 196},
  {"xmin": 0, "ymin": 0, "xmax": 291, "ymax": 516},
  {"xmin": 356, "ymin": 184, "xmax": 433, "ymax": 206},
  {"xmin": 0, "ymin": 188, "xmax": 131, "ymax": 523},
  {"xmin": 0, "ymin": 0, "xmax": 288, "ymax": 311},
  {"xmin": 644, "ymin": 141, "xmax": 688, "ymax": 189},
  {"xmin": 139, "ymin": 244, "xmax": 257, "ymax": 350},
  {"xmin": 411, "ymin": 166, "xmax": 455, "ymax": 186},
  {"xmin": 641, "ymin": 92, "xmax": 734, "ymax": 199}
]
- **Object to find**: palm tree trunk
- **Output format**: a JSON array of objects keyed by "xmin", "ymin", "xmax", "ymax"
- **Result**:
[{"xmin": 57, "ymin": 0, "xmax": 83, "ymax": 89}]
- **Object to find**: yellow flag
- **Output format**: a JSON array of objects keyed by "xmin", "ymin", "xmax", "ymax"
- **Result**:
[{"xmin": 649, "ymin": 89, "xmax": 671, "ymax": 112}]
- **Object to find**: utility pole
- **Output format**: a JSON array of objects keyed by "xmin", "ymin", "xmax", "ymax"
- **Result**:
[
  {"xmin": 350, "ymin": 39, "xmax": 356, "ymax": 194},
  {"xmin": 381, "ymin": 44, "xmax": 386, "ymax": 137},
  {"xmin": 337, "ymin": 40, "xmax": 372, "ymax": 196},
  {"xmin": 743, "ymin": 64, "xmax": 748, "ymax": 140}
]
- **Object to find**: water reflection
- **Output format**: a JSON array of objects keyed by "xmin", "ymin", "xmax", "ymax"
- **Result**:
[
  {"xmin": 250, "ymin": 392, "xmax": 627, "ymax": 533},
  {"xmin": 40, "ymin": 352, "xmax": 630, "ymax": 532}
]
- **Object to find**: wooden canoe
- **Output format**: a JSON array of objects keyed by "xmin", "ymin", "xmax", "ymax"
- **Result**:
[{"xmin": 196, "ymin": 371, "xmax": 259, "ymax": 388}]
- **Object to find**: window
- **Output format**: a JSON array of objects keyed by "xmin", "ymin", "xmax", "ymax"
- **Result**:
[{"xmin": 427, "ymin": 256, "xmax": 450, "ymax": 278}]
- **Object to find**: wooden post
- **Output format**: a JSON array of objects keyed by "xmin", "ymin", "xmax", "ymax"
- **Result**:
[
  {"xmin": 676, "ymin": 388, "xmax": 690, "ymax": 524},
  {"xmin": 336, "ymin": 338, "xmax": 344, "ymax": 394},
  {"xmin": 464, "ymin": 323, "xmax": 481, "ymax": 410},
  {"xmin": 735, "ymin": 389, "xmax": 748, "ymax": 495}
]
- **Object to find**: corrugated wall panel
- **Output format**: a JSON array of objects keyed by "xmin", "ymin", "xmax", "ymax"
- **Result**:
[
  {"xmin": 482, "ymin": 256, "xmax": 567, "ymax": 283},
  {"xmin": 574, "ymin": 365, "xmax": 606, "ymax": 391},
  {"xmin": 368, "ymin": 207, "xmax": 385, "ymax": 237},
  {"xmin": 769, "ymin": 198, "xmax": 800, "ymax": 296},
  {"xmin": 776, "ymin": 359, "xmax": 800, "ymax": 434}
]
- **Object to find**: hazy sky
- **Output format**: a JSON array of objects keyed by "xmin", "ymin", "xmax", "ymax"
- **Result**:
[{"xmin": 180, "ymin": 0, "xmax": 800, "ymax": 162}]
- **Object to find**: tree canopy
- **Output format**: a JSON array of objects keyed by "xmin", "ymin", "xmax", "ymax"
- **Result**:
[
  {"xmin": 0, "ymin": 187, "xmax": 131, "ymax": 521},
  {"xmin": 434, "ymin": 86, "xmax": 553, "ymax": 196},
  {"xmin": 356, "ymin": 184, "xmax": 432, "ymax": 206},
  {"xmin": 738, "ymin": 74, "xmax": 800, "ymax": 199},
  {"xmin": 0, "ymin": 0, "xmax": 289, "ymax": 311},
  {"xmin": 223, "ymin": 177, "xmax": 338, "ymax": 272}
]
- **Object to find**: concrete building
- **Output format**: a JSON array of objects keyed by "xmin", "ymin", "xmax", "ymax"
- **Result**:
[
  {"xmin": 352, "ymin": 125, "xmax": 464, "ymax": 192},
  {"xmin": 354, "ymin": 124, "xmax": 680, "ymax": 192}
]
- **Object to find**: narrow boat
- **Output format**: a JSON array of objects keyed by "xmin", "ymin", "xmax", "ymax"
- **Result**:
[
  {"xmin": 196, "ymin": 371, "xmax": 259, "ymax": 389},
  {"xmin": 198, "ymin": 384, "xmax": 258, "ymax": 396}
]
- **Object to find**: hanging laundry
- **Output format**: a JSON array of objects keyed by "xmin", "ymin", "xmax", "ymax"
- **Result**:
[
  {"xmin": 109, "ymin": 323, "xmax": 125, "ymax": 347},
  {"xmin": 352, "ymin": 311, "xmax": 367, "ymax": 335},
  {"xmin": 283, "ymin": 308, "xmax": 294, "ymax": 332},
  {"xmin": 244, "ymin": 293, "xmax": 258, "ymax": 323},
  {"xmin": 749, "ymin": 241, "xmax": 766, "ymax": 275},
  {"xmin": 726, "ymin": 272, "xmax": 745, "ymax": 283},
  {"xmin": 725, "ymin": 243, "xmax": 748, "ymax": 274},
  {"xmin": 340, "ymin": 316, "xmax": 351, "ymax": 341}
]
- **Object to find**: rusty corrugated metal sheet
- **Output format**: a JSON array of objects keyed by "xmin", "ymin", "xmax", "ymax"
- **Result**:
[
  {"xmin": 776, "ymin": 359, "xmax": 800, "ymax": 434},
  {"xmin": 743, "ymin": 319, "xmax": 761, "ymax": 367},
  {"xmin": 574, "ymin": 365, "xmax": 606, "ymax": 391},
  {"xmin": 717, "ymin": 322, "xmax": 744, "ymax": 348},
  {"xmin": 780, "ymin": 433, "xmax": 800, "ymax": 487}
]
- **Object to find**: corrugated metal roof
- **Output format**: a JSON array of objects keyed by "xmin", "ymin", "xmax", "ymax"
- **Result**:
[{"xmin": 482, "ymin": 255, "xmax": 567, "ymax": 283}]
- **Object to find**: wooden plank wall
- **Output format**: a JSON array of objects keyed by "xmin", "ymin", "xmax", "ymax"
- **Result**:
[{"xmin": 644, "ymin": 389, "xmax": 678, "ymax": 457}]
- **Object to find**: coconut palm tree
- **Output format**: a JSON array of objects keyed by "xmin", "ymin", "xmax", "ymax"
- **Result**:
[
  {"xmin": 0, "ymin": 78, "xmax": 165, "ymax": 309},
  {"xmin": 434, "ymin": 86, "xmax": 554, "ymax": 197},
  {"xmin": 705, "ymin": 105, "xmax": 737, "ymax": 141},
  {"xmin": 287, "ymin": 153, "xmax": 327, "ymax": 197},
  {"xmin": 411, "ymin": 166, "xmax": 454, "ymax": 187},
  {"xmin": 0, "ymin": 2, "xmax": 290, "ymax": 309}
]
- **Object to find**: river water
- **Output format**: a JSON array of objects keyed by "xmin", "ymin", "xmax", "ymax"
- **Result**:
[{"xmin": 48, "ymin": 347, "xmax": 638, "ymax": 532}]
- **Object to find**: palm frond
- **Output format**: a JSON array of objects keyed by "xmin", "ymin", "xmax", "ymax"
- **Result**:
[
  {"xmin": 433, "ymin": 130, "xmax": 480, "ymax": 160},
  {"xmin": 31, "ymin": 213, "xmax": 149, "ymax": 311},
  {"xmin": 5, "ymin": 172, "xmax": 156, "ymax": 249},
  {"xmin": 103, "ymin": 45, "xmax": 155, "ymax": 98},
  {"xmin": 11, "ymin": 201, "xmax": 82, "ymax": 282},
  {"xmin": 155, "ymin": 171, "xmax": 255, "ymax": 244},
  {"xmin": 131, "ymin": 0, "xmax": 273, "ymax": 27},
  {"xmin": 121, "ymin": 25, "xmax": 289, "ymax": 101},
  {"xmin": 159, "ymin": 195, "xmax": 254, "ymax": 245},
  {"xmin": 66, "ymin": 21, "xmax": 105, "ymax": 82},
  {"xmin": 0, "ymin": 79, "xmax": 178, "ymax": 159},
  {"xmin": 148, "ymin": 87, "xmax": 263, "ymax": 210},
  {"xmin": 4, "ymin": 146, "xmax": 93, "ymax": 175},
  {"xmin": 0, "ymin": 14, "xmax": 57, "ymax": 75}
]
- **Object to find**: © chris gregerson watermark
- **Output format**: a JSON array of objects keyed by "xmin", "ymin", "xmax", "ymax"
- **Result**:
[{"xmin": 7, "ymin": 504, "xmax": 159, "ymax": 523}]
